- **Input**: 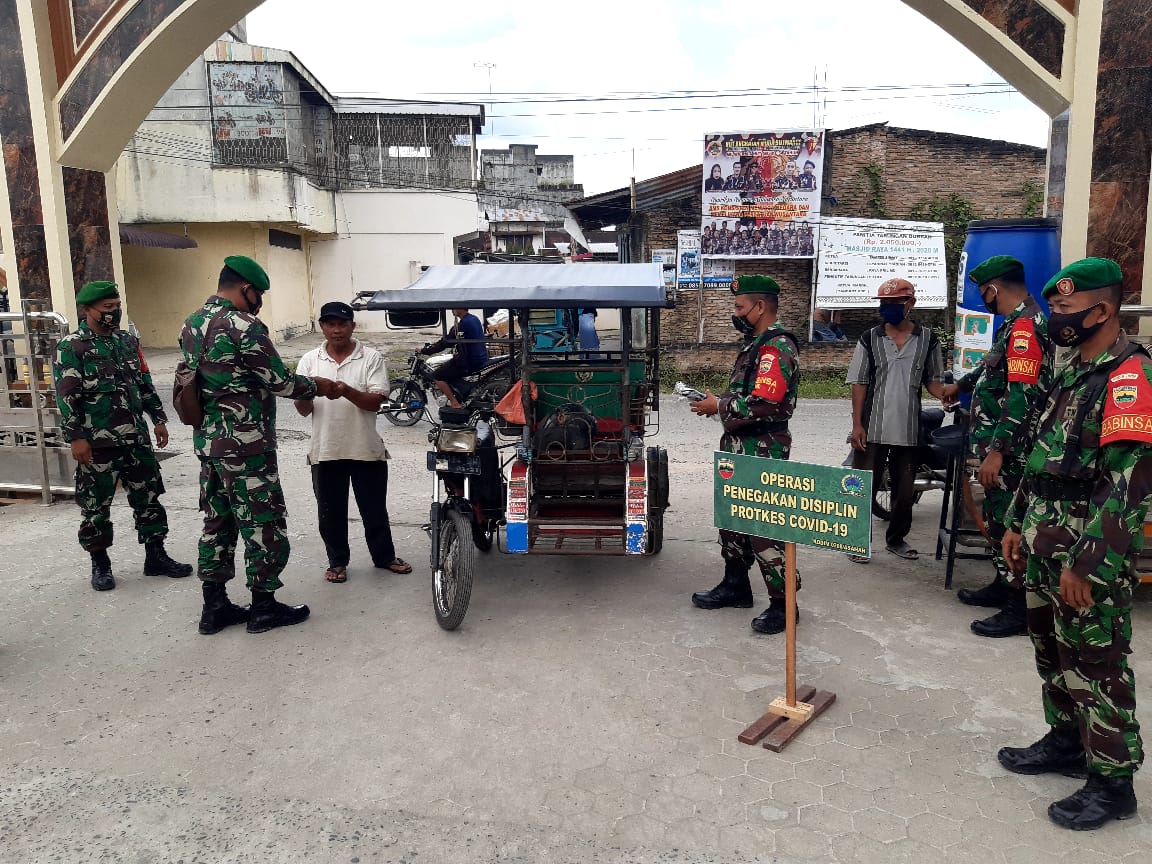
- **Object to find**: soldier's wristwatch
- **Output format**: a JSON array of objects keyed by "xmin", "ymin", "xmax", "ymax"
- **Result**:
[{"xmin": 988, "ymin": 438, "xmax": 1006, "ymax": 453}]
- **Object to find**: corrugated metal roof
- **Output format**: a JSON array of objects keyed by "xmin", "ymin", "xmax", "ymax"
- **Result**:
[
  {"xmin": 119, "ymin": 225, "xmax": 197, "ymax": 249},
  {"xmin": 333, "ymin": 97, "xmax": 485, "ymax": 122},
  {"xmin": 634, "ymin": 165, "xmax": 701, "ymax": 211}
]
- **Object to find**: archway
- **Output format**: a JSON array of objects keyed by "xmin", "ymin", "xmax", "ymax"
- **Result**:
[{"xmin": 1, "ymin": 0, "xmax": 1149, "ymax": 312}]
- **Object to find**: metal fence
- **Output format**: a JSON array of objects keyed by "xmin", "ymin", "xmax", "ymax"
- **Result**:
[{"xmin": 0, "ymin": 301, "xmax": 71, "ymax": 503}]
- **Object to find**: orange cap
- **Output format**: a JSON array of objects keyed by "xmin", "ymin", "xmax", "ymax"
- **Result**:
[{"xmin": 876, "ymin": 278, "xmax": 915, "ymax": 299}]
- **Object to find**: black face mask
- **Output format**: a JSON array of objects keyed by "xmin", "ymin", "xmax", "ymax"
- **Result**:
[
  {"xmin": 1049, "ymin": 303, "xmax": 1104, "ymax": 347},
  {"xmin": 243, "ymin": 288, "xmax": 263, "ymax": 315},
  {"xmin": 731, "ymin": 314, "xmax": 756, "ymax": 335},
  {"xmin": 980, "ymin": 286, "xmax": 998, "ymax": 315},
  {"xmin": 732, "ymin": 301, "xmax": 765, "ymax": 336}
]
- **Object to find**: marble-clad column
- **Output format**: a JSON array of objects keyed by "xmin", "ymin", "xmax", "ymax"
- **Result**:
[
  {"xmin": 0, "ymin": 0, "xmax": 52, "ymax": 302},
  {"xmin": 62, "ymin": 167, "xmax": 115, "ymax": 290},
  {"xmin": 1, "ymin": 0, "xmax": 118, "ymax": 310},
  {"xmin": 1087, "ymin": 0, "xmax": 1152, "ymax": 303}
]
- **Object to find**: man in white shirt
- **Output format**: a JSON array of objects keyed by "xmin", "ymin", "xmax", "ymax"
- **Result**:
[{"xmin": 295, "ymin": 302, "xmax": 411, "ymax": 582}]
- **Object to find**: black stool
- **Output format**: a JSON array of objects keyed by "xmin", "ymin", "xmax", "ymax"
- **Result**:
[{"xmin": 932, "ymin": 421, "xmax": 994, "ymax": 588}]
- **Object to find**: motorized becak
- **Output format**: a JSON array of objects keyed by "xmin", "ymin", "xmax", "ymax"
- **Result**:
[{"xmin": 362, "ymin": 263, "xmax": 672, "ymax": 630}]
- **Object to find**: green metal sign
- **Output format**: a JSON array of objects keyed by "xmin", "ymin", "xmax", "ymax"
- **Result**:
[{"xmin": 713, "ymin": 452, "xmax": 873, "ymax": 556}]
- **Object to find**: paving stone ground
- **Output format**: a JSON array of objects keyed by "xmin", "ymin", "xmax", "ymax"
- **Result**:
[{"xmin": 2, "ymin": 393, "xmax": 1149, "ymax": 863}]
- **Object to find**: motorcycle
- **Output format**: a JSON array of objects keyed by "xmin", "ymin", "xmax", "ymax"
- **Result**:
[
  {"xmin": 381, "ymin": 350, "xmax": 513, "ymax": 427},
  {"xmin": 843, "ymin": 407, "xmax": 956, "ymax": 520}
]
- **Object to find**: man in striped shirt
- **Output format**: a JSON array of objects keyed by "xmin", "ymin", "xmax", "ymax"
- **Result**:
[{"xmin": 846, "ymin": 278, "xmax": 948, "ymax": 561}]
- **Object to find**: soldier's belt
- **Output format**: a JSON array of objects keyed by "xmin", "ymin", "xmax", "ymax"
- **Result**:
[
  {"xmin": 1029, "ymin": 474, "xmax": 1094, "ymax": 501},
  {"xmin": 746, "ymin": 421, "xmax": 789, "ymax": 434}
]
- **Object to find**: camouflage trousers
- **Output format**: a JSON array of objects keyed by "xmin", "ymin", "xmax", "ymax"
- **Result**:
[
  {"xmin": 983, "ymin": 470, "xmax": 1023, "ymax": 590},
  {"xmin": 1025, "ymin": 555, "xmax": 1143, "ymax": 777},
  {"xmin": 74, "ymin": 443, "xmax": 168, "ymax": 552},
  {"xmin": 197, "ymin": 453, "xmax": 290, "ymax": 592},
  {"xmin": 719, "ymin": 532, "xmax": 798, "ymax": 597},
  {"xmin": 718, "ymin": 436, "xmax": 797, "ymax": 598}
]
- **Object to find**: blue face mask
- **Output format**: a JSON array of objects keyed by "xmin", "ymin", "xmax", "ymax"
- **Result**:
[{"xmin": 878, "ymin": 303, "xmax": 906, "ymax": 326}]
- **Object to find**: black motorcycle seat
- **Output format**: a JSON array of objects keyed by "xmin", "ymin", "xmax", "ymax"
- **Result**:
[
  {"xmin": 472, "ymin": 356, "xmax": 508, "ymax": 374},
  {"xmin": 930, "ymin": 422, "xmax": 967, "ymax": 456},
  {"xmin": 920, "ymin": 407, "xmax": 946, "ymax": 431}
]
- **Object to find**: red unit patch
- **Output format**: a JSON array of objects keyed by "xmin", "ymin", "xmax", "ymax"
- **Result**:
[
  {"xmin": 751, "ymin": 345, "xmax": 787, "ymax": 402},
  {"xmin": 1101, "ymin": 357, "xmax": 1152, "ymax": 445},
  {"xmin": 1005, "ymin": 319, "xmax": 1042, "ymax": 384}
]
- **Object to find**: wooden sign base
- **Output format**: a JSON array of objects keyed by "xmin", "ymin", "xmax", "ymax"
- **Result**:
[
  {"xmin": 738, "ymin": 543, "xmax": 837, "ymax": 752},
  {"xmin": 739, "ymin": 685, "xmax": 837, "ymax": 752}
]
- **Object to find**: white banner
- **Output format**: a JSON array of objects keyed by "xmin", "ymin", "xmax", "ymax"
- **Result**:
[
  {"xmin": 953, "ymin": 306, "xmax": 994, "ymax": 378},
  {"xmin": 815, "ymin": 217, "xmax": 948, "ymax": 309},
  {"xmin": 676, "ymin": 231, "xmax": 701, "ymax": 290},
  {"xmin": 651, "ymin": 249, "xmax": 676, "ymax": 289},
  {"xmin": 209, "ymin": 63, "xmax": 287, "ymax": 142},
  {"xmin": 702, "ymin": 257, "xmax": 735, "ymax": 288}
]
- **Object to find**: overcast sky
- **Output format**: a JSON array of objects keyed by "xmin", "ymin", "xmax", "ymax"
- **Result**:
[{"xmin": 247, "ymin": 0, "xmax": 1049, "ymax": 195}]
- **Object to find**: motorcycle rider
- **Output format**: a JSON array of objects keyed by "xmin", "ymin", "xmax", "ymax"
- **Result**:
[
  {"xmin": 942, "ymin": 256, "xmax": 1054, "ymax": 637},
  {"xmin": 420, "ymin": 307, "xmax": 488, "ymax": 408}
]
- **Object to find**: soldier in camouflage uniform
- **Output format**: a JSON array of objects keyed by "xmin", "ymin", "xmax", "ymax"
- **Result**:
[
  {"xmin": 942, "ymin": 255, "xmax": 1054, "ymax": 638},
  {"xmin": 1000, "ymin": 258, "xmax": 1147, "ymax": 830},
  {"xmin": 689, "ymin": 274, "xmax": 801, "ymax": 635},
  {"xmin": 179, "ymin": 256, "xmax": 338, "ymax": 635},
  {"xmin": 54, "ymin": 280, "xmax": 191, "ymax": 591}
]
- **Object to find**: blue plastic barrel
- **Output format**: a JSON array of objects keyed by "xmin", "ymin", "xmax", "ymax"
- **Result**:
[{"xmin": 953, "ymin": 218, "xmax": 1060, "ymax": 381}]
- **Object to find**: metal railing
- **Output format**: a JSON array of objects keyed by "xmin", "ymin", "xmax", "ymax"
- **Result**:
[{"xmin": 0, "ymin": 301, "xmax": 70, "ymax": 504}]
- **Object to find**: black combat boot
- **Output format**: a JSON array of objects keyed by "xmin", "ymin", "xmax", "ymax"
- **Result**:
[
  {"xmin": 957, "ymin": 577, "xmax": 1015, "ymax": 608},
  {"xmin": 998, "ymin": 726, "xmax": 1087, "ymax": 777},
  {"xmin": 198, "ymin": 581, "xmax": 250, "ymax": 635},
  {"xmin": 143, "ymin": 541, "xmax": 193, "ymax": 578},
  {"xmin": 1048, "ymin": 772, "xmax": 1138, "ymax": 830},
  {"xmin": 750, "ymin": 597, "xmax": 799, "ymax": 635},
  {"xmin": 970, "ymin": 589, "xmax": 1027, "ymax": 638},
  {"xmin": 692, "ymin": 560, "xmax": 754, "ymax": 609},
  {"xmin": 246, "ymin": 590, "xmax": 310, "ymax": 633},
  {"xmin": 90, "ymin": 550, "xmax": 115, "ymax": 591}
]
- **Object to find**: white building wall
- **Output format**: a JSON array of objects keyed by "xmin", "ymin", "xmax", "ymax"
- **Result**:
[
  {"xmin": 114, "ymin": 56, "xmax": 336, "ymax": 234},
  {"xmin": 265, "ymin": 240, "xmax": 314, "ymax": 341},
  {"xmin": 308, "ymin": 189, "xmax": 478, "ymax": 332}
]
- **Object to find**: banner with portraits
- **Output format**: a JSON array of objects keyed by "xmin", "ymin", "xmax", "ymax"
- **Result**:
[{"xmin": 701, "ymin": 130, "xmax": 824, "ymax": 260}]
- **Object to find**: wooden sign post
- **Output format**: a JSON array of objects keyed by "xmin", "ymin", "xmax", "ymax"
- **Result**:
[{"xmin": 713, "ymin": 453, "xmax": 871, "ymax": 753}]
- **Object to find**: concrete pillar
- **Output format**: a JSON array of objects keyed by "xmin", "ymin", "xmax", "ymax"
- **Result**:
[{"xmin": 1, "ymin": 0, "xmax": 121, "ymax": 314}]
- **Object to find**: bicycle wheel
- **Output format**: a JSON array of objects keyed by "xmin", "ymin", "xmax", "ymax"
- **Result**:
[
  {"xmin": 433, "ymin": 508, "xmax": 475, "ymax": 631},
  {"xmin": 382, "ymin": 380, "xmax": 426, "ymax": 427}
]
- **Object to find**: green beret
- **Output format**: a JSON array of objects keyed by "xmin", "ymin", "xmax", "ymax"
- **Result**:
[
  {"xmin": 731, "ymin": 274, "xmax": 780, "ymax": 296},
  {"xmin": 224, "ymin": 255, "xmax": 270, "ymax": 293},
  {"xmin": 969, "ymin": 255, "xmax": 1024, "ymax": 286},
  {"xmin": 75, "ymin": 281, "xmax": 119, "ymax": 306},
  {"xmin": 1042, "ymin": 257, "xmax": 1123, "ymax": 299}
]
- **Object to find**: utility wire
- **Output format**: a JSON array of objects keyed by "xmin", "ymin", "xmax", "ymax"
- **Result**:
[{"xmin": 120, "ymin": 141, "xmax": 990, "ymax": 235}]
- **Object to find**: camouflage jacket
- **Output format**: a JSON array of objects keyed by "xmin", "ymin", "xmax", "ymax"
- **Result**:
[
  {"xmin": 960, "ymin": 296, "xmax": 1054, "ymax": 468},
  {"xmin": 718, "ymin": 327, "xmax": 800, "ymax": 460},
  {"xmin": 179, "ymin": 296, "xmax": 318, "ymax": 459},
  {"xmin": 1008, "ymin": 333, "xmax": 1152, "ymax": 585},
  {"xmin": 54, "ymin": 320, "xmax": 165, "ymax": 447}
]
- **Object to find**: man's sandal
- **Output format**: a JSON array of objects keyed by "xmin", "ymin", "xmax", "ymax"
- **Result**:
[
  {"xmin": 325, "ymin": 566, "xmax": 348, "ymax": 583},
  {"xmin": 380, "ymin": 558, "xmax": 412, "ymax": 574}
]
